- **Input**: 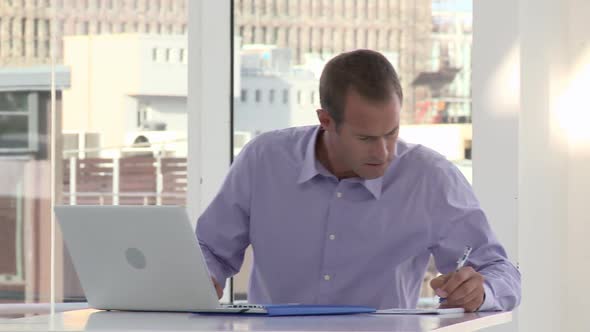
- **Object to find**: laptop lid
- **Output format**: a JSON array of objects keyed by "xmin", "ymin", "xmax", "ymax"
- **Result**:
[{"xmin": 54, "ymin": 205, "xmax": 220, "ymax": 312}]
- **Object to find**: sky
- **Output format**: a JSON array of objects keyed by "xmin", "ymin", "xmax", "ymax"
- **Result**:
[{"xmin": 432, "ymin": 0, "xmax": 473, "ymax": 13}]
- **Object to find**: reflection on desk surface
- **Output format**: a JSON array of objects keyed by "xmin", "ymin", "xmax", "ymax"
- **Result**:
[
  {"xmin": 85, "ymin": 309, "xmax": 507, "ymax": 332},
  {"xmin": 86, "ymin": 310, "xmax": 424, "ymax": 331},
  {"xmin": 0, "ymin": 309, "xmax": 512, "ymax": 332}
]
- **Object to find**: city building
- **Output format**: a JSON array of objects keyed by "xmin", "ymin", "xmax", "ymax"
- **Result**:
[
  {"xmin": 62, "ymin": 34, "xmax": 188, "ymax": 158},
  {"xmin": 413, "ymin": 0, "xmax": 472, "ymax": 123},
  {"xmin": 0, "ymin": 66, "xmax": 69, "ymax": 303},
  {"xmin": 235, "ymin": 45, "xmax": 318, "ymax": 137},
  {"xmin": 234, "ymin": 0, "xmax": 433, "ymax": 124},
  {"xmin": 0, "ymin": 0, "xmax": 188, "ymax": 67}
]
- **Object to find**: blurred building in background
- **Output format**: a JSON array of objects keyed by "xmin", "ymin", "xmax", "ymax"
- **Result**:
[
  {"xmin": 0, "ymin": 66, "xmax": 69, "ymax": 303},
  {"xmin": 414, "ymin": 0, "xmax": 472, "ymax": 124},
  {"xmin": 0, "ymin": 0, "xmax": 187, "ymax": 67},
  {"xmin": 0, "ymin": 0, "xmax": 189, "ymax": 304},
  {"xmin": 62, "ymin": 34, "xmax": 188, "ymax": 159},
  {"xmin": 234, "ymin": 0, "xmax": 433, "ymax": 124}
]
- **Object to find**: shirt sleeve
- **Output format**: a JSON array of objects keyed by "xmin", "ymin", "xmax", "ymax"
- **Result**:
[
  {"xmin": 478, "ymin": 283, "xmax": 497, "ymax": 311},
  {"xmin": 428, "ymin": 160, "xmax": 521, "ymax": 311},
  {"xmin": 195, "ymin": 140, "xmax": 256, "ymax": 285}
]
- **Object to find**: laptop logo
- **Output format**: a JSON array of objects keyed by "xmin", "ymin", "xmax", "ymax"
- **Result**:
[{"xmin": 125, "ymin": 248, "xmax": 147, "ymax": 269}]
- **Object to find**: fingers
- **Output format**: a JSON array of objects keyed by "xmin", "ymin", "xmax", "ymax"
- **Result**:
[
  {"xmin": 211, "ymin": 277, "xmax": 223, "ymax": 299},
  {"xmin": 436, "ymin": 267, "xmax": 485, "ymax": 312},
  {"xmin": 439, "ymin": 266, "xmax": 479, "ymax": 297},
  {"xmin": 440, "ymin": 283, "xmax": 483, "ymax": 309},
  {"xmin": 430, "ymin": 273, "xmax": 449, "ymax": 291},
  {"xmin": 446, "ymin": 276, "xmax": 482, "ymax": 303}
]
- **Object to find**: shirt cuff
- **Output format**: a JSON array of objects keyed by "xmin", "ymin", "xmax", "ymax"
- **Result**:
[
  {"xmin": 200, "ymin": 245, "xmax": 229, "ymax": 286},
  {"xmin": 477, "ymin": 282, "xmax": 496, "ymax": 311}
]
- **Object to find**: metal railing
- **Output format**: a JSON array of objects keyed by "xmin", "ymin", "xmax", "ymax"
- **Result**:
[
  {"xmin": 64, "ymin": 155, "xmax": 187, "ymax": 206},
  {"xmin": 62, "ymin": 192, "xmax": 186, "ymax": 206}
]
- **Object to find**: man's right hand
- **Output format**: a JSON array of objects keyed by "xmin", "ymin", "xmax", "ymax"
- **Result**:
[{"xmin": 211, "ymin": 277, "xmax": 223, "ymax": 299}]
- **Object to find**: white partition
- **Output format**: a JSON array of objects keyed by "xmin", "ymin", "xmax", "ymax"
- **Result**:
[{"xmin": 474, "ymin": 1, "xmax": 590, "ymax": 331}]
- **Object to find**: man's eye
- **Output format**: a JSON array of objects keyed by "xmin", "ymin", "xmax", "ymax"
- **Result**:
[{"xmin": 358, "ymin": 136, "xmax": 369, "ymax": 141}]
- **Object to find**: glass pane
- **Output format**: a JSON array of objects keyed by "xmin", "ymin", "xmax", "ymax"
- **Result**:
[
  {"xmin": 58, "ymin": 0, "xmax": 189, "ymax": 302},
  {"xmin": 0, "ymin": 0, "xmax": 188, "ymax": 309},
  {"xmin": 0, "ymin": 92, "xmax": 28, "ymax": 111},
  {"xmin": 0, "ymin": 114, "xmax": 28, "ymax": 148},
  {"xmin": 0, "ymin": 2, "xmax": 51, "ymax": 309},
  {"xmin": 232, "ymin": 0, "xmax": 473, "ymax": 302}
]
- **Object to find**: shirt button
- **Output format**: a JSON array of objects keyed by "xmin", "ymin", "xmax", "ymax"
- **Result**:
[
  {"xmin": 336, "ymin": 192, "xmax": 343, "ymax": 198},
  {"xmin": 324, "ymin": 274, "xmax": 331, "ymax": 281},
  {"xmin": 329, "ymin": 234, "xmax": 336, "ymax": 240}
]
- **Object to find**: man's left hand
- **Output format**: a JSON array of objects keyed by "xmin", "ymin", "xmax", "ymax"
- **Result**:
[{"xmin": 430, "ymin": 266, "xmax": 485, "ymax": 312}]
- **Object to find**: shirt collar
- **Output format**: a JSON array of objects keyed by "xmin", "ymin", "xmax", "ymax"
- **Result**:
[{"xmin": 297, "ymin": 126, "xmax": 383, "ymax": 200}]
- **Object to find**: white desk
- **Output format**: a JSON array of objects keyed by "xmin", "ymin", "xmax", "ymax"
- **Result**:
[{"xmin": 0, "ymin": 308, "xmax": 512, "ymax": 332}]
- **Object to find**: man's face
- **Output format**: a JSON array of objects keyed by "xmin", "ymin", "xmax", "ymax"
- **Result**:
[{"xmin": 324, "ymin": 88, "xmax": 401, "ymax": 180}]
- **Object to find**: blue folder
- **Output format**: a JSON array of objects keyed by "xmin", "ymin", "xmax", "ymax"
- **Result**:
[{"xmin": 195, "ymin": 304, "xmax": 376, "ymax": 316}]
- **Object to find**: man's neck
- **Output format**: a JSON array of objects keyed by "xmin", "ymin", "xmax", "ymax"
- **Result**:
[{"xmin": 315, "ymin": 129, "xmax": 357, "ymax": 180}]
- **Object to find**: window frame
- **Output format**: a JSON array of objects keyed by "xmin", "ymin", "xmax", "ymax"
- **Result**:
[{"xmin": 0, "ymin": 92, "xmax": 39, "ymax": 154}]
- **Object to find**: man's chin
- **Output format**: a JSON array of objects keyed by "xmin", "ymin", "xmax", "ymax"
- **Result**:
[{"xmin": 358, "ymin": 164, "xmax": 387, "ymax": 179}]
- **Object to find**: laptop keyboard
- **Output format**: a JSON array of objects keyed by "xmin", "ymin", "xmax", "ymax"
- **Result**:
[{"xmin": 224, "ymin": 304, "xmax": 265, "ymax": 309}]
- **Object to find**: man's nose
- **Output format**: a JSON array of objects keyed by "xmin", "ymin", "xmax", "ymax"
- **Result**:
[{"xmin": 370, "ymin": 138, "xmax": 388, "ymax": 161}]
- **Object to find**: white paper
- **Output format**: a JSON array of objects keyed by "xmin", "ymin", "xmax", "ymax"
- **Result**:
[{"xmin": 374, "ymin": 308, "xmax": 465, "ymax": 315}]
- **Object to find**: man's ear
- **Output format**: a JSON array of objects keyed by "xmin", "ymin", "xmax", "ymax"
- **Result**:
[{"xmin": 316, "ymin": 109, "xmax": 331, "ymax": 130}]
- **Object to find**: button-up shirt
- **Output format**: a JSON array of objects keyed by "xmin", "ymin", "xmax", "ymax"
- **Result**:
[{"xmin": 196, "ymin": 125, "xmax": 521, "ymax": 310}]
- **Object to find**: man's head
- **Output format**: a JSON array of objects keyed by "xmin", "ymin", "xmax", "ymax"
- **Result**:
[{"xmin": 317, "ymin": 49, "xmax": 403, "ymax": 180}]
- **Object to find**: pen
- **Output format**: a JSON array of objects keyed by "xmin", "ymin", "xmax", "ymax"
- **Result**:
[{"xmin": 438, "ymin": 245, "xmax": 472, "ymax": 303}]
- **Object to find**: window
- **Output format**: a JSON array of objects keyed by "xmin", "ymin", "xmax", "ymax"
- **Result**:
[
  {"xmin": 0, "ymin": 92, "xmax": 38, "ymax": 151},
  {"xmin": 34, "ymin": 19, "xmax": 39, "ymax": 56},
  {"xmin": 20, "ymin": 18, "xmax": 25, "ymax": 56},
  {"xmin": 179, "ymin": 48, "xmax": 185, "ymax": 62},
  {"xmin": 255, "ymin": 89, "xmax": 261, "ymax": 103},
  {"xmin": 232, "ymin": 0, "xmax": 475, "ymax": 302},
  {"xmin": 240, "ymin": 89, "xmax": 247, "ymax": 102},
  {"xmin": 0, "ymin": 0, "xmax": 189, "ymax": 306},
  {"xmin": 136, "ymin": 102, "xmax": 150, "ymax": 128}
]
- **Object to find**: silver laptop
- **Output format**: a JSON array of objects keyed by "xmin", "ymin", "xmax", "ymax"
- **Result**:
[{"xmin": 54, "ymin": 205, "xmax": 266, "ymax": 313}]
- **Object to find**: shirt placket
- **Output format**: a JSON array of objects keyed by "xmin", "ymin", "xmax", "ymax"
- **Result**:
[{"xmin": 316, "ymin": 181, "xmax": 348, "ymax": 302}]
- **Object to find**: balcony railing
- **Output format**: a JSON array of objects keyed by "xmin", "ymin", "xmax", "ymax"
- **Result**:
[{"xmin": 63, "ymin": 156, "xmax": 187, "ymax": 206}]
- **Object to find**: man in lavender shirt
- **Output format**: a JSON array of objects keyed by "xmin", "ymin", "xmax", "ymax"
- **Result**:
[{"xmin": 197, "ymin": 49, "xmax": 521, "ymax": 312}]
